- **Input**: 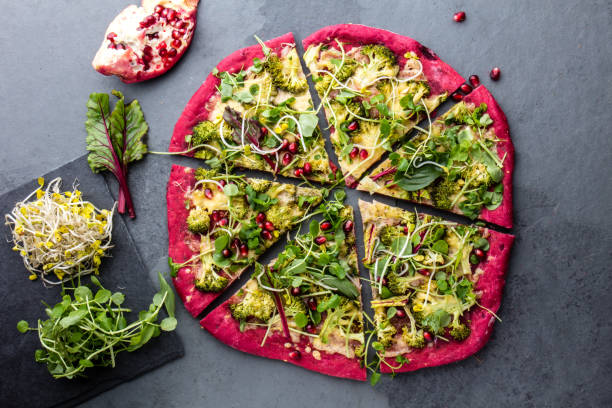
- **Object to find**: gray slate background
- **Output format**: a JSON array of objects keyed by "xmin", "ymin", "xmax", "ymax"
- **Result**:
[{"xmin": 2, "ymin": 0, "xmax": 612, "ymax": 407}]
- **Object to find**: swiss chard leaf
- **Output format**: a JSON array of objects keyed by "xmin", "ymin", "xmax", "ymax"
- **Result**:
[{"xmin": 394, "ymin": 164, "xmax": 444, "ymax": 192}]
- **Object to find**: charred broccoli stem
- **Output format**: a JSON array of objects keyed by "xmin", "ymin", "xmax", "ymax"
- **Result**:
[{"xmin": 230, "ymin": 287, "xmax": 276, "ymax": 322}]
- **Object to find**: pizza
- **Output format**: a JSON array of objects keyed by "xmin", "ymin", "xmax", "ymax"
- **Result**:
[
  {"xmin": 302, "ymin": 24, "xmax": 465, "ymax": 187},
  {"xmin": 167, "ymin": 164, "xmax": 323, "ymax": 317},
  {"xmin": 169, "ymin": 33, "xmax": 334, "ymax": 183},
  {"xmin": 358, "ymin": 85, "xmax": 514, "ymax": 228},
  {"xmin": 359, "ymin": 200, "xmax": 513, "ymax": 373},
  {"xmin": 201, "ymin": 195, "xmax": 366, "ymax": 380},
  {"xmin": 93, "ymin": 0, "xmax": 200, "ymax": 83}
]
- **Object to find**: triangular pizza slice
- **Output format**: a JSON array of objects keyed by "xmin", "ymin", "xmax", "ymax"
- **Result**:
[
  {"xmin": 302, "ymin": 24, "xmax": 465, "ymax": 186},
  {"xmin": 359, "ymin": 200, "xmax": 513, "ymax": 373},
  {"xmin": 167, "ymin": 164, "xmax": 322, "ymax": 317},
  {"xmin": 358, "ymin": 85, "xmax": 514, "ymax": 228},
  {"xmin": 201, "ymin": 194, "xmax": 366, "ymax": 380},
  {"xmin": 169, "ymin": 33, "xmax": 334, "ymax": 183}
]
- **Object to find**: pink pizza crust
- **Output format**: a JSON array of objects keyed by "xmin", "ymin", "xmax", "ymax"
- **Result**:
[
  {"xmin": 200, "ymin": 302, "xmax": 366, "ymax": 381},
  {"xmin": 302, "ymin": 24, "xmax": 465, "ymax": 96},
  {"xmin": 167, "ymin": 164, "xmax": 247, "ymax": 317},
  {"xmin": 381, "ymin": 229, "xmax": 514, "ymax": 373},
  {"xmin": 464, "ymin": 86, "xmax": 514, "ymax": 228},
  {"xmin": 169, "ymin": 32, "xmax": 295, "ymax": 154}
]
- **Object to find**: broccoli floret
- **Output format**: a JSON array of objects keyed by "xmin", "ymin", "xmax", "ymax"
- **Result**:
[
  {"xmin": 315, "ymin": 75, "xmax": 333, "ymax": 96},
  {"xmin": 386, "ymin": 271, "xmax": 423, "ymax": 296},
  {"xmin": 379, "ymin": 225, "xmax": 404, "ymax": 247},
  {"xmin": 249, "ymin": 179, "xmax": 271, "ymax": 193},
  {"xmin": 283, "ymin": 293, "xmax": 307, "ymax": 317},
  {"xmin": 462, "ymin": 162, "xmax": 492, "ymax": 188},
  {"xmin": 230, "ymin": 196, "xmax": 249, "ymax": 219},
  {"xmin": 195, "ymin": 168, "xmax": 218, "ymax": 181},
  {"xmin": 263, "ymin": 53, "xmax": 308, "ymax": 94},
  {"xmin": 265, "ymin": 205, "xmax": 292, "ymax": 231},
  {"xmin": 187, "ymin": 208, "xmax": 210, "ymax": 234},
  {"xmin": 194, "ymin": 269, "xmax": 228, "ymax": 292},
  {"xmin": 374, "ymin": 311, "xmax": 397, "ymax": 349},
  {"xmin": 401, "ymin": 308, "xmax": 426, "ymax": 349},
  {"xmin": 449, "ymin": 312, "xmax": 471, "ymax": 341},
  {"xmin": 430, "ymin": 177, "xmax": 460, "ymax": 209},
  {"xmin": 361, "ymin": 44, "xmax": 398, "ymax": 77},
  {"xmin": 191, "ymin": 121, "xmax": 219, "ymax": 145},
  {"xmin": 230, "ymin": 287, "xmax": 276, "ymax": 322},
  {"xmin": 334, "ymin": 58, "xmax": 358, "ymax": 82}
]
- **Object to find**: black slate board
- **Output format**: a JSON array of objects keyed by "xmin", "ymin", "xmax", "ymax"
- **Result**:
[{"xmin": 0, "ymin": 156, "xmax": 184, "ymax": 408}]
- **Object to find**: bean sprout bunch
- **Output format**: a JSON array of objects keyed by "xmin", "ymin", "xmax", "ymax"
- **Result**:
[{"xmin": 5, "ymin": 177, "xmax": 115, "ymax": 285}]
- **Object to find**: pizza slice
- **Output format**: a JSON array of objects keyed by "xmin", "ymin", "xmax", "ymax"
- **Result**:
[
  {"xmin": 358, "ymin": 85, "xmax": 514, "ymax": 228},
  {"xmin": 359, "ymin": 200, "xmax": 513, "ymax": 373},
  {"xmin": 201, "ymin": 194, "xmax": 366, "ymax": 380},
  {"xmin": 169, "ymin": 33, "xmax": 334, "ymax": 183},
  {"xmin": 167, "ymin": 164, "xmax": 323, "ymax": 317},
  {"xmin": 302, "ymin": 24, "xmax": 465, "ymax": 186}
]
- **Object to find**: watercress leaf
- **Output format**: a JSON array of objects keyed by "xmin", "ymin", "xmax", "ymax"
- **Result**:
[
  {"xmin": 17, "ymin": 320, "xmax": 29, "ymax": 333},
  {"xmin": 321, "ymin": 277, "xmax": 359, "ymax": 299},
  {"xmin": 298, "ymin": 113, "xmax": 319, "ymax": 138},
  {"xmin": 161, "ymin": 317, "xmax": 178, "ymax": 331},
  {"xmin": 90, "ymin": 275, "xmax": 102, "ymax": 287},
  {"xmin": 223, "ymin": 183, "xmax": 240, "ymax": 197},
  {"xmin": 394, "ymin": 164, "xmax": 443, "ymax": 192},
  {"xmin": 234, "ymin": 89, "xmax": 254, "ymax": 104},
  {"xmin": 294, "ymin": 312, "xmax": 308, "ymax": 329},
  {"xmin": 317, "ymin": 294, "xmax": 341, "ymax": 312},
  {"xmin": 79, "ymin": 359, "xmax": 94, "ymax": 368},
  {"xmin": 334, "ymin": 189, "xmax": 346, "ymax": 202},
  {"xmin": 329, "ymin": 262, "xmax": 346, "ymax": 279},
  {"xmin": 372, "ymin": 341, "xmax": 384, "ymax": 351},
  {"xmin": 376, "ymin": 103, "xmax": 390, "ymax": 118},
  {"xmin": 370, "ymin": 372, "xmax": 381, "ymax": 386},
  {"xmin": 153, "ymin": 293, "xmax": 164, "ymax": 306},
  {"xmin": 391, "ymin": 237, "xmax": 412, "ymax": 257},
  {"xmin": 380, "ymin": 118, "xmax": 391, "ymax": 139},
  {"xmin": 59, "ymin": 309, "xmax": 88, "ymax": 328},
  {"xmin": 309, "ymin": 219, "xmax": 320, "ymax": 237},
  {"xmin": 158, "ymin": 272, "xmax": 176, "ymax": 318},
  {"xmin": 291, "ymin": 277, "xmax": 303, "ymax": 287},
  {"xmin": 387, "ymin": 307, "xmax": 397, "ymax": 320},
  {"xmin": 473, "ymin": 237, "xmax": 490, "ymax": 250},
  {"xmin": 432, "ymin": 240, "xmax": 449, "ymax": 255},
  {"xmin": 74, "ymin": 286, "xmax": 92, "ymax": 302},
  {"xmin": 284, "ymin": 259, "xmax": 307, "ymax": 275},
  {"xmin": 94, "ymin": 289, "xmax": 111, "ymax": 304},
  {"xmin": 111, "ymin": 292, "xmax": 125, "ymax": 306},
  {"xmin": 214, "ymin": 234, "xmax": 230, "ymax": 252}
]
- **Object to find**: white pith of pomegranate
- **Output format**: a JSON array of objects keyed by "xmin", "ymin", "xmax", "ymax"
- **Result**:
[{"xmin": 92, "ymin": 0, "xmax": 199, "ymax": 83}]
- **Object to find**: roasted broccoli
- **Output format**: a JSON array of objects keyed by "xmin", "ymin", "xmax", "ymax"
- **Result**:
[
  {"xmin": 187, "ymin": 208, "xmax": 210, "ymax": 234},
  {"xmin": 449, "ymin": 311, "xmax": 471, "ymax": 341},
  {"xmin": 401, "ymin": 308, "xmax": 426, "ymax": 349},
  {"xmin": 386, "ymin": 271, "xmax": 423, "ymax": 296},
  {"xmin": 264, "ymin": 52, "xmax": 308, "ymax": 94},
  {"xmin": 315, "ymin": 75, "xmax": 333, "ymax": 96},
  {"xmin": 334, "ymin": 58, "xmax": 358, "ymax": 82},
  {"xmin": 195, "ymin": 168, "xmax": 218, "ymax": 181},
  {"xmin": 379, "ymin": 225, "xmax": 404, "ymax": 247},
  {"xmin": 358, "ymin": 44, "xmax": 399, "ymax": 83},
  {"xmin": 230, "ymin": 196, "xmax": 249, "ymax": 219},
  {"xmin": 265, "ymin": 205, "xmax": 292, "ymax": 231},
  {"xmin": 230, "ymin": 287, "xmax": 276, "ymax": 322},
  {"xmin": 194, "ymin": 268, "xmax": 228, "ymax": 292},
  {"xmin": 282, "ymin": 293, "xmax": 307, "ymax": 317},
  {"xmin": 248, "ymin": 179, "xmax": 271, "ymax": 193},
  {"xmin": 374, "ymin": 311, "xmax": 397, "ymax": 348},
  {"xmin": 191, "ymin": 121, "xmax": 219, "ymax": 145},
  {"xmin": 430, "ymin": 177, "xmax": 460, "ymax": 210},
  {"xmin": 462, "ymin": 162, "xmax": 492, "ymax": 188}
]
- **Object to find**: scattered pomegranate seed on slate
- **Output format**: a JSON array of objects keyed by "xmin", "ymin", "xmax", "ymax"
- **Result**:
[
  {"xmin": 469, "ymin": 74, "xmax": 480, "ymax": 87},
  {"xmin": 490, "ymin": 67, "xmax": 501, "ymax": 80},
  {"xmin": 460, "ymin": 83, "xmax": 472, "ymax": 93},
  {"xmin": 453, "ymin": 11, "xmax": 466, "ymax": 22},
  {"xmin": 451, "ymin": 92, "xmax": 463, "ymax": 101}
]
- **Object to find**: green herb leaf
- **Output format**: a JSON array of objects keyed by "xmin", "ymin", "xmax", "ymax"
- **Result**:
[
  {"xmin": 168, "ymin": 256, "xmax": 181, "ymax": 278},
  {"xmin": 223, "ymin": 184, "xmax": 240, "ymax": 196},
  {"xmin": 158, "ymin": 272, "xmax": 176, "ymax": 318},
  {"xmin": 294, "ymin": 312, "xmax": 308, "ymax": 329},
  {"xmin": 370, "ymin": 372, "xmax": 381, "ymax": 386},
  {"xmin": 161, "ymin": 317, "xmax": 178, "ymax": 331},
  {"xmin": 59, "ymin": 309, "xmax": 88, "ymax": 328},
  {"xmin": 298, "ymin": 113, "xmax": 319, "ymax": 138},
  {"xmin": 387, "ymin": 307, "xmax": 397, "ymax": 319},
  {"xmin": 432, "ymin": 240, "xmax": 449, "ymax": 255},
  {"xmin": 17, "ymin": 320, "xmax": 29, "ymax": 333},
  {"xmin": 317, "ymin": 294, "xmax": 341, "ymax": 312},
  {"xmin": 394, "ymin": 164, "xmax": 444, "ymax": 192}
]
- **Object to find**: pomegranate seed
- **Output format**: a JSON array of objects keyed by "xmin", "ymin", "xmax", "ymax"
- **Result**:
[
  {"xmin": 264, "ymin": 221, "xmax": 275, "ymax": 231},
  {"xmin": 403, "ymin": 226, "xmax": 409, "ymax": 234},
  {"xmin": 261, "ymin": 126, "xmax": 268, "ymax": 135},
  {"xmin": 257, "ymin": 222, "xmax": 264, "ymax": 230},
  {"xmin": 395, "ymin": 309, "xmax": 406, "ymax": 318},
  {"xmin": 143, "ymin": 45, "xmax": 153, "ymax": 55},
  {"xmin": 460, "ymin": 83, "xmax": 472, "ymax": 93},
  {"xmin": 262, "ymin": 230, "xmax": 273, "ymax": 240},
  {"xmin": 159, "ymin": 48, "xmax": 167, "ymax": 57},
  {"xmin": 347, "ymin": 121, "xmax": 358, "ymax": 131},
  {"xmin": 343, "ymin": 220, "xmax": 354, "ymax": 233},
  {"xmin": 171, "ymin": 39, "xmax": 182, "ymax": 49},
  {"xmin": 291, "ymin": 287, "xmax": 301, "ymax": 296},
  {"xmin": 178, "ymin": 28, "xmax": 187, "ymax": 35},
  {"xmin": 424, "ymin": 331, "xmax": 433, "ymax": 342},
  {"xmin": 179, "ymin": 21, "xmax": 189, "ymax": 29},
  {"xmin": 222, "ymin": 248, "xmax": 231, "ymax": 258},
  {"xmin": 256, "ymin": 212, "xmax": 266, "ymax": 223},
  {"xmin": 314, "ymin": 236, "xmax": 327, "ymax": 245},
  {"xmin": 218, "ymin": 179, "xmax": 226, "ymax": 190},
  {"xmin": 303, "ymin": 162, "xmax": 312, "ymax": 174},
  {"xmin": 158, "ymin": 41, "xmax": 167, "ymax": 49},
  {"xmin": 294, "ymin": 168, "xmax": 304, "ymax": 177},
  {"xmin": 453, "ymin": 11, "xmax": 466, "ymax": 22},
  {"xmin": 320, "ymin": 221, "xmax": 332, "ymax": 231},
  {"xmin": 106, "ymin": 32, "xmax": 117, "ymax": 41},
  {"xmin": 204, "ymin": 188, "xmax": 213, "ymax": 199},
  {"xmin": 142, "ymin": 53, "xmax": 153, "ymax": 63},
  {"xmin": 218, "ymin": 218, "xmax": 228, "ymax": 227},
  {"xmin": 161, "ymin": 8, "xmax": 169, "ymax": 17},
  {"xmin": 359, "ymin": 149, "xmax": 369, "ymax": 160},
  {"xmin": 167, "ymin": 48, "xmax": 177, "ymax": 58},
  {"xmin": 288, "ymin": 142, "xmax": 298, "ymax": 154},
  {"xmin": 154, "ymin": 5, "xmax": 164, "ymax": 14},
  {"xmin": 164, "ymin": 61, "xmax": 173, "ymax": 69},
  {"xmin": 451, "ymin": 92, "xmax": 463, "ymax": 101},
  {"xmin": 381, "ymin": 277, "xmax": 388, "ymax": 286},
  {"xmin": 289, "ymin": 350, "xmax": 301, "ymax": 360},
  {"xmin": 167, "ymin": 9, "xmax": 177, "ymax": 21},
  {"xmin": 282, "ymin": 152, "xmax": 293, "ymax": 166},
  {"xmin": 211, "ymin": 210, "xmax": 220, "ymax": 222},
  {"xmin": 475, "ymin": 248, "xmax": 486, "ymax": 259},
  {"xmin": 306, "ymin": 324, "xmax": 316, "ymax": 334},
  {"xmin": 108, "ymin": 43, "xmax": 117, "ymax": 49},
  {"xmin": 349, "ymin": 147, "xmax": 359, "ymax": 159},
  {"xmin": 469, "ymin": 74, "xmax": 480, "ymax": 87},
  {"xmin": 490, "ymin": 67, "xmax": 501, "ymax": 81},
  {"xmin": 172, "ymin": 30, "xmax": 182, "ymax": 40},
  {"xmin": 239, "ymin": 244, "xmax": 248, "ymax": 257},
  {"xmin": 307, "ymin": 298, "xmax": 317, "ymax": 311},
  {"xmin": 232, "ymin": 238, "xmax": 241, "ymax": 248},
  {"xmin": 419, "ymin": 269, "xmax": 430, "ymax": 276}
]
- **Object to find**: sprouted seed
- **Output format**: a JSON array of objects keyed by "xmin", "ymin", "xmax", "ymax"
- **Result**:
[{"xmin": 5, "ymin": 177, "xmax": 115, "ymax": 285}]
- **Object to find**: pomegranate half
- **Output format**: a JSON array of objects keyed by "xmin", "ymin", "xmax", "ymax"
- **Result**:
[{"xmin": 92, "ymin": 0, "xmax": 199, "ymax": 83}]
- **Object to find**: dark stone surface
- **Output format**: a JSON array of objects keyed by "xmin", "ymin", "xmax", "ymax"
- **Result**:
[{"xmin": 1, "ymin": 0, "xmax": 611, "ymax": 407}]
